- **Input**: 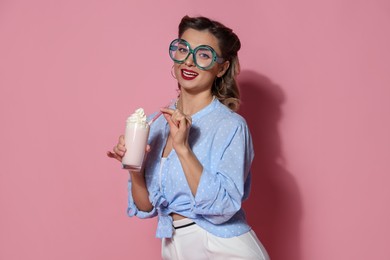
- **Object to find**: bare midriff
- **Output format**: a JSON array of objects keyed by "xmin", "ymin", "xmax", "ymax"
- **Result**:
[{"xmin": 170, "ymin": 213, "xmax": 186, "ymax": 220}]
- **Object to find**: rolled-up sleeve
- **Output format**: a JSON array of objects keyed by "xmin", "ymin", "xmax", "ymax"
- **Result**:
[{"xmin": 192, "ymin": 122, "xmax": 254, "ymax": 224}]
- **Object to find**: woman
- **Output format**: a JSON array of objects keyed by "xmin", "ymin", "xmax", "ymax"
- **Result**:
[{"xmin": 108, "ymin": 15, "xmax": 270, "ymax": 260}]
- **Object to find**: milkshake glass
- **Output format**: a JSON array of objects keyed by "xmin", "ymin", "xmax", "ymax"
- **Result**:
[{"xmin": 122, "ymin": 108, "xmax": 150, "ymax": 171}]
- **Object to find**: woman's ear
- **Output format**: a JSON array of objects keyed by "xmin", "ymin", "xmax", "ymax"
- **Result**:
[{"xmin": 217, "ymin": 61, "xmax": 230, "ymax": 77}]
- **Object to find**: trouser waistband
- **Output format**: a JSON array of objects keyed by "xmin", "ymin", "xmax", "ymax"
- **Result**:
[{"xmin": 172, "ymin": 218, "xmax": 195, "ymax": 229}]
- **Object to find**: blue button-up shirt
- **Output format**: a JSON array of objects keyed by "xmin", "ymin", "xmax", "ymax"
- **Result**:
[{"xmin": 127, "ymin": 98, "xmax": 254, "ymax": 238}]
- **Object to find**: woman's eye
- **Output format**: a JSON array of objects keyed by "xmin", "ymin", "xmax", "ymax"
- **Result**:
[
  {"xmin": 200, "ymin": 54, "xmax": 210, "ymax": 59},
  {"xmin": 178, "ymin": 47, "xmax": 188, "ymax": 53},
  {"xmin": 197, "ymin": 51, "xmax": 211, "ymax": 59}
]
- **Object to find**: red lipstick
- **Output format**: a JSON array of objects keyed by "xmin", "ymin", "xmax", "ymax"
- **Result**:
[{"xmin": 181, "ymin": 69, "xmax": 198, "ymax": 80}]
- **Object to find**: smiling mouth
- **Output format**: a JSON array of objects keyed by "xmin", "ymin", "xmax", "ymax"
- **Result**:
[{"xmin": 181, "ymin": 69, "xmax": 198, "ymax": 80}]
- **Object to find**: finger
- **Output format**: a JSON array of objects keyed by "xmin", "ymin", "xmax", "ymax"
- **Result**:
[
  {"xmin": 146, "ymin": 144, "xmax": 151, "ymax": 153},
  {"xmin": 171, "ymin": 116, "xmax": 179, "ymax": 126},
  {"xmin": 117, "ymin": 144, "xmax": 126, "ymax": 153},
  {"xmin": 178, "ymin": 115, "xmax": 192, "ymax": 130},
  {"xmin": 119, "ymin": 135, "xmax": 125, "ymax": 145},
  {"xmin": 114, "ymin": 146, "xmax": 126, "ymax": 156},
  {"xmin": 175, "ymin": 112, "xmax": 189, "ymax": 123},
  {"xmin": 107, "ymin": 151, "xmax": 116, "ymax": 158},
  {"xmin": 160, "ymin": 107, "xmax": 175, "ymax": 115},
  {"xmin": 174, "ymin": 111, "xmax": 186, "ymax": 119},
  {"xmin": 162, "ymin": 111, "xmax": 178, "ymax": 129},
  {"xmin": 107, "ymin": 151, "xmax": 122, "ymax": 162},
  {"xmin": 186, "ymin": 115, "xmax": 192, "ymax": 126}
]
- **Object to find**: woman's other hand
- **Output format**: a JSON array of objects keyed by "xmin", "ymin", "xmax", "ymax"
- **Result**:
[
  {"xmin": 161, "ymin": 107, "xmax": 192, "ymax": 154},
  {"xmin": 106, "ymin": 135, "xmax": 126, "ymax": 162}
]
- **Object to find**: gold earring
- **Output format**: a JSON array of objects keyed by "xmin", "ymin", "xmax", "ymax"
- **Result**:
[{"xmin": 171, "ymin": 65, "xmax": 176, "ymax": 79}]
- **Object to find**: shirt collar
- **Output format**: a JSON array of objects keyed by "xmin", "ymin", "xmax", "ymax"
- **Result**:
[{"xmin": 191, "ymin": 97, "xmax": 219, "ymax": 123}]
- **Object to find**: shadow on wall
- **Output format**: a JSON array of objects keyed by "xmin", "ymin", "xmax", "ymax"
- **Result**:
[{"xmin": 239, "ymin": 70, "xmax": 302, "ymax": 260}]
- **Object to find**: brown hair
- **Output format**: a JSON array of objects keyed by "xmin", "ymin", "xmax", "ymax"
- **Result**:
[{"xmin": 178, "ymin": 16, "xmax": 241, "ymax": 111}]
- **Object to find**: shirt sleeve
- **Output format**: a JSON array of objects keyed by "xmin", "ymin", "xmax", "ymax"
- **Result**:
[
  {"xmin": 192, "ymin": 121, "xmax": 254, "ymax": 224},
  {"xmin": 127, "ymin": 180, "xmax": 158, "ymax": 219}
]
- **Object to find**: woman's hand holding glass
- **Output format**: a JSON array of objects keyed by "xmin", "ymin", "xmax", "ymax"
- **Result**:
[
  {"xmin": 106, "ymin": 135, "xmax": 126, "ymax": 162},
  {"xmin": 106, "ymin": 135, "xmax": 151, "ymax": 164}
]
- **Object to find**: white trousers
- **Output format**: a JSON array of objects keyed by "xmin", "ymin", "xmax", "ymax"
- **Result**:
[{"xmin": 162, "ymin": 218, "xmax": 270, "ymax": 260}]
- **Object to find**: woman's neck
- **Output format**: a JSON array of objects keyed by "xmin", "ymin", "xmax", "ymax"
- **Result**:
[{"xmin": 177, "ymin": 92, "xmax": 214, "ymax": 116}]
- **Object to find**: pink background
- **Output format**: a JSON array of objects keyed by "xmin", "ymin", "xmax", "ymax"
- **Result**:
[{"xmin": 1, "ymin": 0, "xmax": 389, "ymax": 259}]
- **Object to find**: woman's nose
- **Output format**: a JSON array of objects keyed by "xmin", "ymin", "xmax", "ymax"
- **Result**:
[{"xmin": 184, "ymin": 54, "xmax": 195, "ymax": 66}]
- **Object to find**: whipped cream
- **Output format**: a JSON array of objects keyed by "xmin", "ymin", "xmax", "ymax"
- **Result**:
[{"xmin": 126, "ymin": 108, "xmax": 148, "ymax": 126}]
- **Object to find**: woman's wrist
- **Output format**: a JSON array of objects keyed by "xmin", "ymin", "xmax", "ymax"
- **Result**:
[
  {"xmin": 175, "ymin": 144, "xmax": 192, "ymax": 158},
  {"xmin": 129, "ymin": 170, "xmax": 145, "ymax": 182}
]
